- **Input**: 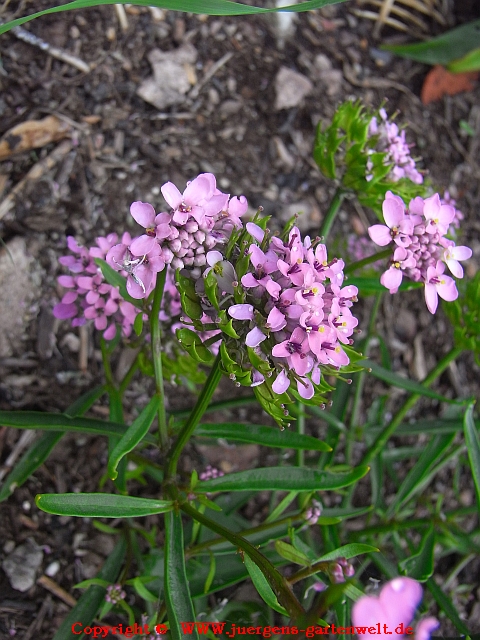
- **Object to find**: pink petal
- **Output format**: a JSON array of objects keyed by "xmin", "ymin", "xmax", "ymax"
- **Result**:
[
  {"xmin": 383, "ymin": 194, "xmax": 405, "ymax": 229},
  {"xmin": 245, "ymin": 327, "xmax": 266, "ymax": 347},
  {"xmin": 369, "ymin": 225, "xmax": 392, "ymax": 246},
  {"xmin": 436, "ymin": 277, "xmax": 458, "ymax": 302},
  {"xmin": 424, "ymin": 283, "xmax": 438, "ymax": 314},
  {"xmin": 246, "ymin": 222, "xmax": 265, "ymax": 243},
  {"xmin": 130, "ymin": 235, "xmax": 158, "ymax": 256},
  {"xmin": 228, "ymin": 304, "xmax": 254, "ymax": 321},
  {"xmin": 228, "ymin": 195, "xmax": 248, "ymax": 217},
  {"xmin": 184, "ymin": 175, "xmax": 212, "ymax": 205},
  {"xmin": 53, "ymin": 302, "xmax": 77, "ymax": 319},
  {"xmin": 415, "ymin": 618, "xmax": 439, "ymax": 640},
  {"xmin": 130, "ymin": 201, "xmax": 156, "ymax": 228},
  {"xmin": 161, "ymin": 182, "xmax": 183, "ymax": 209},
  {"xmin": 297, "ymin": 377, "xmax": 314, "ymax": 399},
  {"xmin": 381, "ymin": 267, "xmax": 403, "ymax": 293},
  {"xmin": 272, "ymin": 370, "xmax": 290, "ymax": 394}
]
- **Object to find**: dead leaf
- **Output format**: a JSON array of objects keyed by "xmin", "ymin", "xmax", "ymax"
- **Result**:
[
  {"xmin": 0, "ymin": 115, "xmax": 71, "ymax": 161},
  {"xmin": 421, "ymin": 65, "xmax": 479, "ymax": 105}
]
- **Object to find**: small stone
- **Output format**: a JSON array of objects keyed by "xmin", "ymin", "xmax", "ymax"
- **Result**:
[
  {"xmin": 274, "ymin": 67, "xmax": 313, "ymax": 110},
  {"xmin": 314, "ymin": 53, "xmax": 332, "ymax": 72},
  {"xmin": 0, "ymin": 237, "xmax": 36, "ymax": 357},
  {"xmin": 45, "ymin": 561, "xmax": 60, "ymax": 577},
  {"xmin": 2, "ymin": 539, "xmax": 43, "ymax": 592}
]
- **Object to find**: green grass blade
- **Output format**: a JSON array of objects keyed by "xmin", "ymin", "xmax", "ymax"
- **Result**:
[
  {"xmin": 0, "ymin": 386, "xmax": 105, "ymax": 502},
  {"xmin": 195, "ymin": 422, "xmax": 331, "ymax": 451},
  {"xmin": 382, "ymin": 19, "xmax": 480, "ymax": 66},
  {"xmin": 0, "ymin": 432, "xmax": 63, "ymax": 502},
  {"xmin": 0, "ymin": 0, "xmax": 348, "ymax": 35},
  {"xmin": 0, "ymin": 410, "xmax": 156, "ymax": 443},
  {"xmin": 35, "ymin": 493, "xmax": 173, "ymax": 517},
  {"xmin": 52, "ymin": 536, "xmax": 126, "ymax": 640},
  {"xmin": 426, "ymin": 577, "xmax": 471, "ymax": 636},
  {"xmin": 386, "ymin": 433, "xmax": 455, "ymax": 517},
  {"xmin": 197, "ymin": 465, "xmax": 369, "ymax": 492},
  {"xmin": 463, "ymin": 401, "xmax": 480, "ymax": 512},
  {"xmin": 165, "ymin": 510, "xmax": 199, "ymax": 640},
  {"xmin": 360, "ymin": 359, "xmax": 457, "ymax": 402},
  {"xmin": 108, "ymin": 396, "xmax": 160, "ymax": 480},
  {"xmin": 399, "ymin": 527, "xmax": 435, "ymax": 582}
]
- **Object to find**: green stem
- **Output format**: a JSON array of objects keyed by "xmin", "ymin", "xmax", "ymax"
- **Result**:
[
  {"xmin": 118, "ymin": 354, "xmax": 140, "ymax": 397},
  {"xmin": 319, "ymin": 187, "xmax": 346, "ymax": 241},
  {"xmin": 150, "ymin": 269, "xmax": 168, "ymax": 451},
  {"xmin": 165, "ymin": 353, "xmax": 222, "ymax": 481},
  {"xmin": 180, "ymin": 500, "xmax": 305, "ymax": 619},
  {"xmin": 288, "ymin": 560, "xmax": 331, "ymax": 585},
  {"xmin": 360, "ymin": 346, "xmax": 463, "ymax": 468},
  {"xmin": 186, "ymin": 511, "xmax": 303, "ymax": 557},
  {"xmin": 344, "ymin": 248, "xmax": 391, "ymax": 275}
]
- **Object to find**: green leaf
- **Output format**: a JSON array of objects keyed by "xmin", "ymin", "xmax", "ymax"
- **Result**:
[
  {"xmin": 0, "ymin": 432, "xmax": 63, "ymax": 502},
  {"xmin": 448, "ymin": 47, "xmax": 480, "ymax": 73},
  {"xmin": 274, "ymin": 540, "xmax": 311, "ymax": 566},
  {"xmin": 399, "ymin": 527, "xmax": 435, "ymax": 582},
  {"xmin": 164, "ymin": 510, "xmax": 199, "ymax": 640},
  {"xmin": 197, "ymin": 465, "xmax": 369, "ymax": 492},
  {"xmin": 317, "ymin": 543, "xmax": 379, "ymax": 562},
  {"xmin": 426, "ymin": 577, "xmax": 471, "ymax": 636},
  {"xmin": 132, "ymin": 577, "xmax": 158, "ymax": 603},
  {"xmin": 463, "ymin": 401, "xmax": 480, "ymax": 512},
  {"xmin": 52, "ymin": 537, "xmax": 126, "ymax": 640},
  {"xmin": 108, "ymin": 397, "xmax": 160, "ymax": 480},
  {"xmin": 133, "ymin": 311, "xmax": 144, "ymax": 336},
  {"xmin": 74, "ymin": 578, "xmax": 110, "ymax": 589},
  {"xmin": 244, "ymin": 554, "xmax": 288, "ymax": 616},
  {"xmin": 177, "ymin": 328, "xmax": 215, "ymax": 365},
  {"xmin": 195, "ymin": 422, "xmax": 331, "ymax": 451},
  {"xmin": 203, "ymin": 552, "xmax": 216, "ymax": 594},
  {"xmin": 361, "ymin": 359, "xmax": 456, "ymax": 402},
  {"xmin": 0, "ymin": 410, "xmax": 156, "ymax": 442},
  {"xmin": 94, "ymin": 258, "xmax": 143, "ymax": 308},
  {"xmin": 0, "ymin": 386, "xmax": 105, "ymax": 502},
  {"xmin": 35, "ymin": 493, "xmax": 173, "ymax": 518},
  {"xmin": 0, "ymin": 0, "xmax": 350, "ymax": 35},
  {"xmin": 386, "ymin": 433, "xmax": 455, "ymax": 516},
  {"xmin": 382, "ymin": 20, "xmax": 480, "ymax": 66}
]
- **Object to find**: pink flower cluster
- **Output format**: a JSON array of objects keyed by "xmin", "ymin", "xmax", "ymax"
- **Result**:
[
  {"xmin": 369, "ymin": 192, "xmax": 472, "ymax": 314},
  {"xmin": 106, "ymin": 173, "xmax": 247, "ymax": 299},
  {"xmin": 368, "ymin": 108, "xmax": 423, "ymax": 185},
  {"xmin": 352, "ymin": 577, "xmax": 438, "ymax": 640},
  {"xmin": 227, "ymin": 223, "xmax": 358, "ymax": 399},
  {"xmin": 53, "ymin": 234, "xmax": 139, "ymax": 340}
]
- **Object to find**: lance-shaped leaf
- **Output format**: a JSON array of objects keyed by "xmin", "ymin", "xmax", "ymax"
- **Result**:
[
  {"xmin": 108, "ymin": 396, "xmax": 160, "ymax": 480},
  {"xmin": 197, "ymin": 465, "xmax": 369, "ymax": 492},
  {"xmin": 244, "ymin": 554, "xmax": 289, "ymax": 616},
  {"xmin": 0, "ymin": 386, "xmax": 105, "ymax": 502},
  {"xmin": 195, "ymin": 423, "xmax": 331, "ymax": 451},
  {"xmin": 464, "ymin": 401, "xmax": 480, "ymax": 512},
  {"xmin": 399, "ymin": 527, "xmax": 435, "ymax": 582},
  {"xmin": 0, "ymin": 410, "xmax": 157, "ymax": 442},
  {"xmin": 0, "ymin": 0, "xmax": 352, "ymax": 36},
  {"xmin": 318, "ymin": 543, "xmax": 378, "ymax": 562},
  {"xmin": 35, "ymin": 493, "xmax": 173, "ymax": 518},
  {"xmin": 164, "ymin": 510, "xmax": 199, "ymax": 640}
]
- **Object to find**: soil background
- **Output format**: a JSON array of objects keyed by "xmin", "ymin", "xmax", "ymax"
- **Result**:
[{"xmin": 0, "ymin": 0, "xmax": 480, "ymax": 638}]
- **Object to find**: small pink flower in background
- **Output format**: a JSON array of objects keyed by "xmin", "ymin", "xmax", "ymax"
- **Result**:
[
  {"xmin": 199, "ymin": 465, "xmax": 224, "ymax": 481},
  {"xmin": 352, "ymin": 577, "xmax": 438, "ymax": 640},
  {"xmin": 105, "ymin": 583, "xmax": 126, "ymax": 604},
  {"xmin": 369, "ymin": 191, "xmax": 471, "ymax": 314}
]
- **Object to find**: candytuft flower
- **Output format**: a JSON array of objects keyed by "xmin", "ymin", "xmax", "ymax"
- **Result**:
[
  {"xmin": 352, "ymin": 577, "xmax": 438, "ymax": 640},
  {"xmin": 369, "ymin": 192, "xmax": 471, "ymax": 313}
]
